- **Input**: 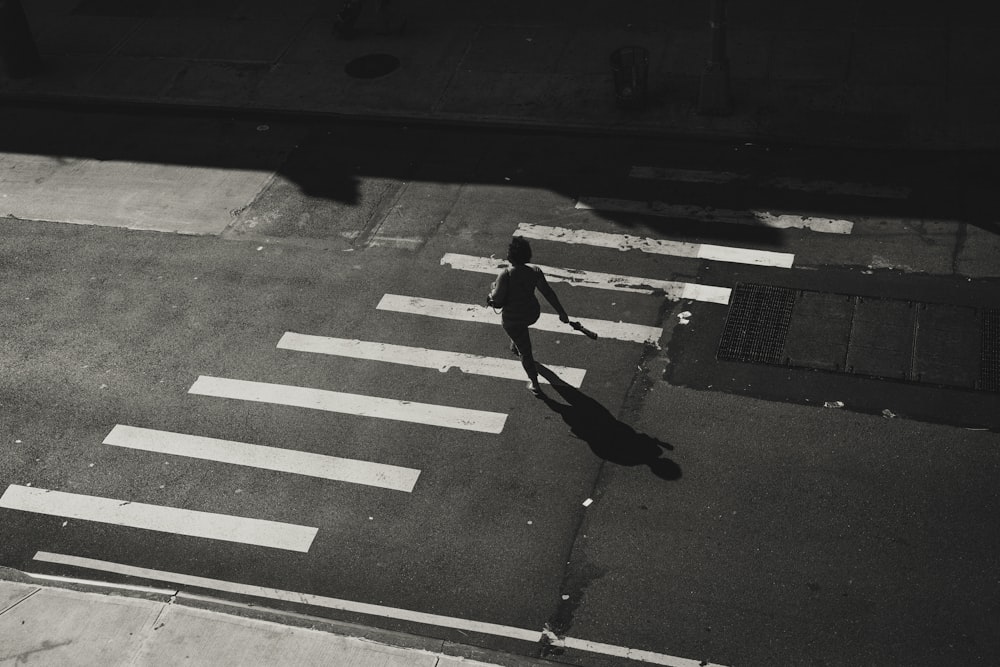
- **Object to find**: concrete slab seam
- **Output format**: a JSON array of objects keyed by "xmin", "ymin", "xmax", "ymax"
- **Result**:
[{"xmin": 0, "ymin": 585, "xmax": 40, "ymax": 616}]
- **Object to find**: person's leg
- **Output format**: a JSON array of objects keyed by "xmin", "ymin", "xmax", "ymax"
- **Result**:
[{"xmin": 503, "ymin": 322, "xmax": 540, "ymax": 393}]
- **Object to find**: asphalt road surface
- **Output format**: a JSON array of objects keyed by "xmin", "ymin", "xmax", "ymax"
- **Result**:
[{"xmin": 1, "ymin": 105, "xmax": 998, "ymax": 667}]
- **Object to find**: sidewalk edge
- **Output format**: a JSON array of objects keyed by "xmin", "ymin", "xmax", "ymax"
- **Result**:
[
  {"xmin": 0, "ymin": 89, "xmax": 972, "ymax": 152},
  {"xmin": 0, "ymin": 567, "xmax": 557, "ymax": 667}
]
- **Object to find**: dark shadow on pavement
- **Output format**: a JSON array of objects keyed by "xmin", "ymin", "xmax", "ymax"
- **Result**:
[{"xmin": 536, "ymin": 365, "xmax": 681, "ymax": 481}]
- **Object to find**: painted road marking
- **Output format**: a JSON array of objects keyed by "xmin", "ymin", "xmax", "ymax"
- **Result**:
[
  {"xmin": 377, "ymin": 294, "xmax": 664, "ymax": 346},
  {"xmin": 575, "ymin": 197, "xmax": 854, "ymax": 234},
  {"xmin": 188, "ymin": 376, "xmax": 507, "ymax": 434},
  {"xmin": 441, "ymin": 253, "xmax": 732, "ymax": 305},
  {"xmin": 629, "ymin": 165, "xmax": 911, "ymax": 199},
  {"xmin": 277, "ymin": 332, "xmax": 587, "ymax": 388},
  {"xmin": 103, "ymin": 425, "xmax": 419, "ymax": 492},
  {"xmin": 515, "ymin": 223, "xmax": 794, "ymax": 268},
  {"xmin": 32, "ymin": 552, "xmax": 730, "ymax": 667},
  {"xmin": 1, "ymin": 486, "xmax": 316, "ymax": 552}
]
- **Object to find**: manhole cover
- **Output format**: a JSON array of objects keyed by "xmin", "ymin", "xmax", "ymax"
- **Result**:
[{"xmin": 345, "ymin": 54, "xmax": 400, "ymax": 79}]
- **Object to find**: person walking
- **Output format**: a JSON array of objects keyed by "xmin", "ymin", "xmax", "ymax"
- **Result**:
[{"xmin": 488, "ymin": 237, "xmax": 569, "ymax": 397}]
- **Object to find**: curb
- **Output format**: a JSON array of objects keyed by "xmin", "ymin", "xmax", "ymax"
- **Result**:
[
  {"xmin": 0, "ymin": 89, "xmax": 961, "ymax": 153},
  {"xmin": 0, "ymin": 567, "xmax": 557, "ymax": 667}
]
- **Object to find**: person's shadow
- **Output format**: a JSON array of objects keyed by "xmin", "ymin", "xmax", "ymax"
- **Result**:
[{"xmin": 536, "ymin": 366, "xmax": 681, "ymax": 481}]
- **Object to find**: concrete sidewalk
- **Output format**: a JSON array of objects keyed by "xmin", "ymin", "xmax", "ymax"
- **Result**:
[
  {"xmin": 0, "ymin": 574, "xmax": 538, "ymax": 667},
  {"xmin": 1, "ymin": 0, "xmax": 997, "ymax": 149}
]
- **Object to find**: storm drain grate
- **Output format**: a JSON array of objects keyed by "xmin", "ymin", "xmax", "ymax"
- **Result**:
[
  {"xmin": 717, "ymin": 284, "xmax": 998, "ymax": 393},
  {"xmin": 982, "ymin": 309, "xmax": 1000, "ymax": 392},
  {"xmin": 717, "ymin": 283, "xmax": 797, "ymax": 364}
]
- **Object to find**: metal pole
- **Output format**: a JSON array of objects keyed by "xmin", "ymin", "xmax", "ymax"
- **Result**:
[{"xmin": 698, "ymin": 0, "xmax": 733, "ymax": 115}]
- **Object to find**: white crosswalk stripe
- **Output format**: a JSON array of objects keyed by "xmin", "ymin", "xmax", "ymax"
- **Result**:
[
  {"xmin": 377, "ymin": 294, "xmax": 664, "ymax": 346},
  {"xmin": 0, "ymin": 485, "xmax": 317, "ymax": 552},
  {"xmin": 441, "ymin": 253, "xmax": 732, "ymax": 305},
  {"xmin": 515, "ymin": 222, "xmax": 794, "ymax": 268},
  {"xmin": 188, "ymin": 375, "xmax": 508, "ymax": 434},
  {"xmin": 103, "ymin": 425, "xmax": 420, "ymax": 492},
  {"xmin": 629, "ymin": 165, "xmax": 911, "ymax": 199},
  {"xmin": 575, "ymin": 196, "xmax": 854, "ymax": 234},
  {"xmin": 277, "ymin": 332, "xmax": 587, "ymax": 388}
]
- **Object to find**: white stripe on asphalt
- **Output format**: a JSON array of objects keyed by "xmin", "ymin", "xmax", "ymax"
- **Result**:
[
  {"xmin": 377, "ymin": 294, "xmax": 664, "ymax": 346},
  {"xmin": 277, "ymin": 332, "xmax": 587, "ymax": 388},
  {"xmin": 103, "ymin": 424, "xmax": 419, "ymax": 492},
  {"xmin": 515, "ymin": 223, "xmax": 794, "ymax": 268},
  {"xmin": 31, "ymin": 552, "xmax": 730, "ymax": 667},
  {"xmin": 629, "ymin": 165, "xmax": 910, "ymax": 199},
  {"xmin": 188, "ymin": 376, "xmax": 507, "ymax": 434},
  {"xmin": 1, "ymin": 486, "xmax": 316, "ymax": 552},
  {"xmin": 575, "ymin": 197, "xmax": 854, "ymax": 234},
  {"xmin": 441, "ymin": 253, "xmax": 732, "ymax": 305}
]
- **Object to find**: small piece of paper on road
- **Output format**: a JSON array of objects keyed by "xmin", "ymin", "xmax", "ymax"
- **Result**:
[
  {"xmin": 582, "ymin": 498, "xmax": 593, "ymax": 507},
  {"xmin": 677, "ymin": 311, "xmax": 692, "ymax": 325},
  {"xmin": 824, "ymin": 401, "xmax": 844, "ymax": 408}
]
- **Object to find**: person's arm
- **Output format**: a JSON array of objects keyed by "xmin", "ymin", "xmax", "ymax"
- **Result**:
[
  {"xmin": 489, "ymin": 269, "xmax": 509, "ymax": 307},
  {"xmin": 535, "ymin": 269, "xmax": 569, "ymax": 322}
]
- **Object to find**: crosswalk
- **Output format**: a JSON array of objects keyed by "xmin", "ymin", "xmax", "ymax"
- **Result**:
[
  {"xmin": 277, "ymin": 332, "xmax": 588, "ymax": 387},
  {"xmin": 103, "ymin": 425, "xmax": 421, "ymax": 492},
  {"xmin": 0, "ymin": 485, "xmax": 318, "ymax": 552},
  {"xmin": 576, "ymin": 197, "xmax": 856, "ymax": 234},
  {"xmin": 514, "ymin": 223, "xmax": 796, "ymax": 268},
  {"xmin": 189, "ymin": 375, "xmax": 509, "ymax": 433},
  {"xmin": 441, "ymin": 253, "xmax": 733, "ymax": 304},
  {"xmin": 3, "ymin": 158, "xmax": 889, "ymax": 667},
  {"xmin": 1, "ymin": 158, "xmax": 880, "ymax": 552},
  {"xmin": 377, "ymin": 293, "xmax": 666, "ymax": 345}
]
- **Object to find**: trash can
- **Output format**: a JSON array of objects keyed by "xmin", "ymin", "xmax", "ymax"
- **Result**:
[
  {"xmin": 610, "ymin": 46, "xmax": 648, "ymax": 110},
  {"xmin": 0, "ymin": 0, "xmax": 42, "ymax": 78}
]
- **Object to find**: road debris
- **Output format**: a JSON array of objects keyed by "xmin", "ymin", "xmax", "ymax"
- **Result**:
[{"xmin": 824, "ymin": 401, "xmax": 844, "ymax": 408}]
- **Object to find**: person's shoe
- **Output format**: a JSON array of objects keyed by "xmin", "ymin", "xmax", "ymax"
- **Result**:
[{"xmin": 528, "ymin": 382, "xmax": 543, "ymax": 397}]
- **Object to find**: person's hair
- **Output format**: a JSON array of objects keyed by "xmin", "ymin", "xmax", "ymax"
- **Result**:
[{"xmin": 507, "ymin": 236, "xmax": 532, "ymax": 264}]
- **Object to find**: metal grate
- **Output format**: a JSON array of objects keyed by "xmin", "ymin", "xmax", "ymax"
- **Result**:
[
  {"xmin": 717, "ymin": 283, "xmax": 797, "ymax": 364},
  {"xmin": 982, "ymin": 309, "xmax": 1000, "ymax": 392}
]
